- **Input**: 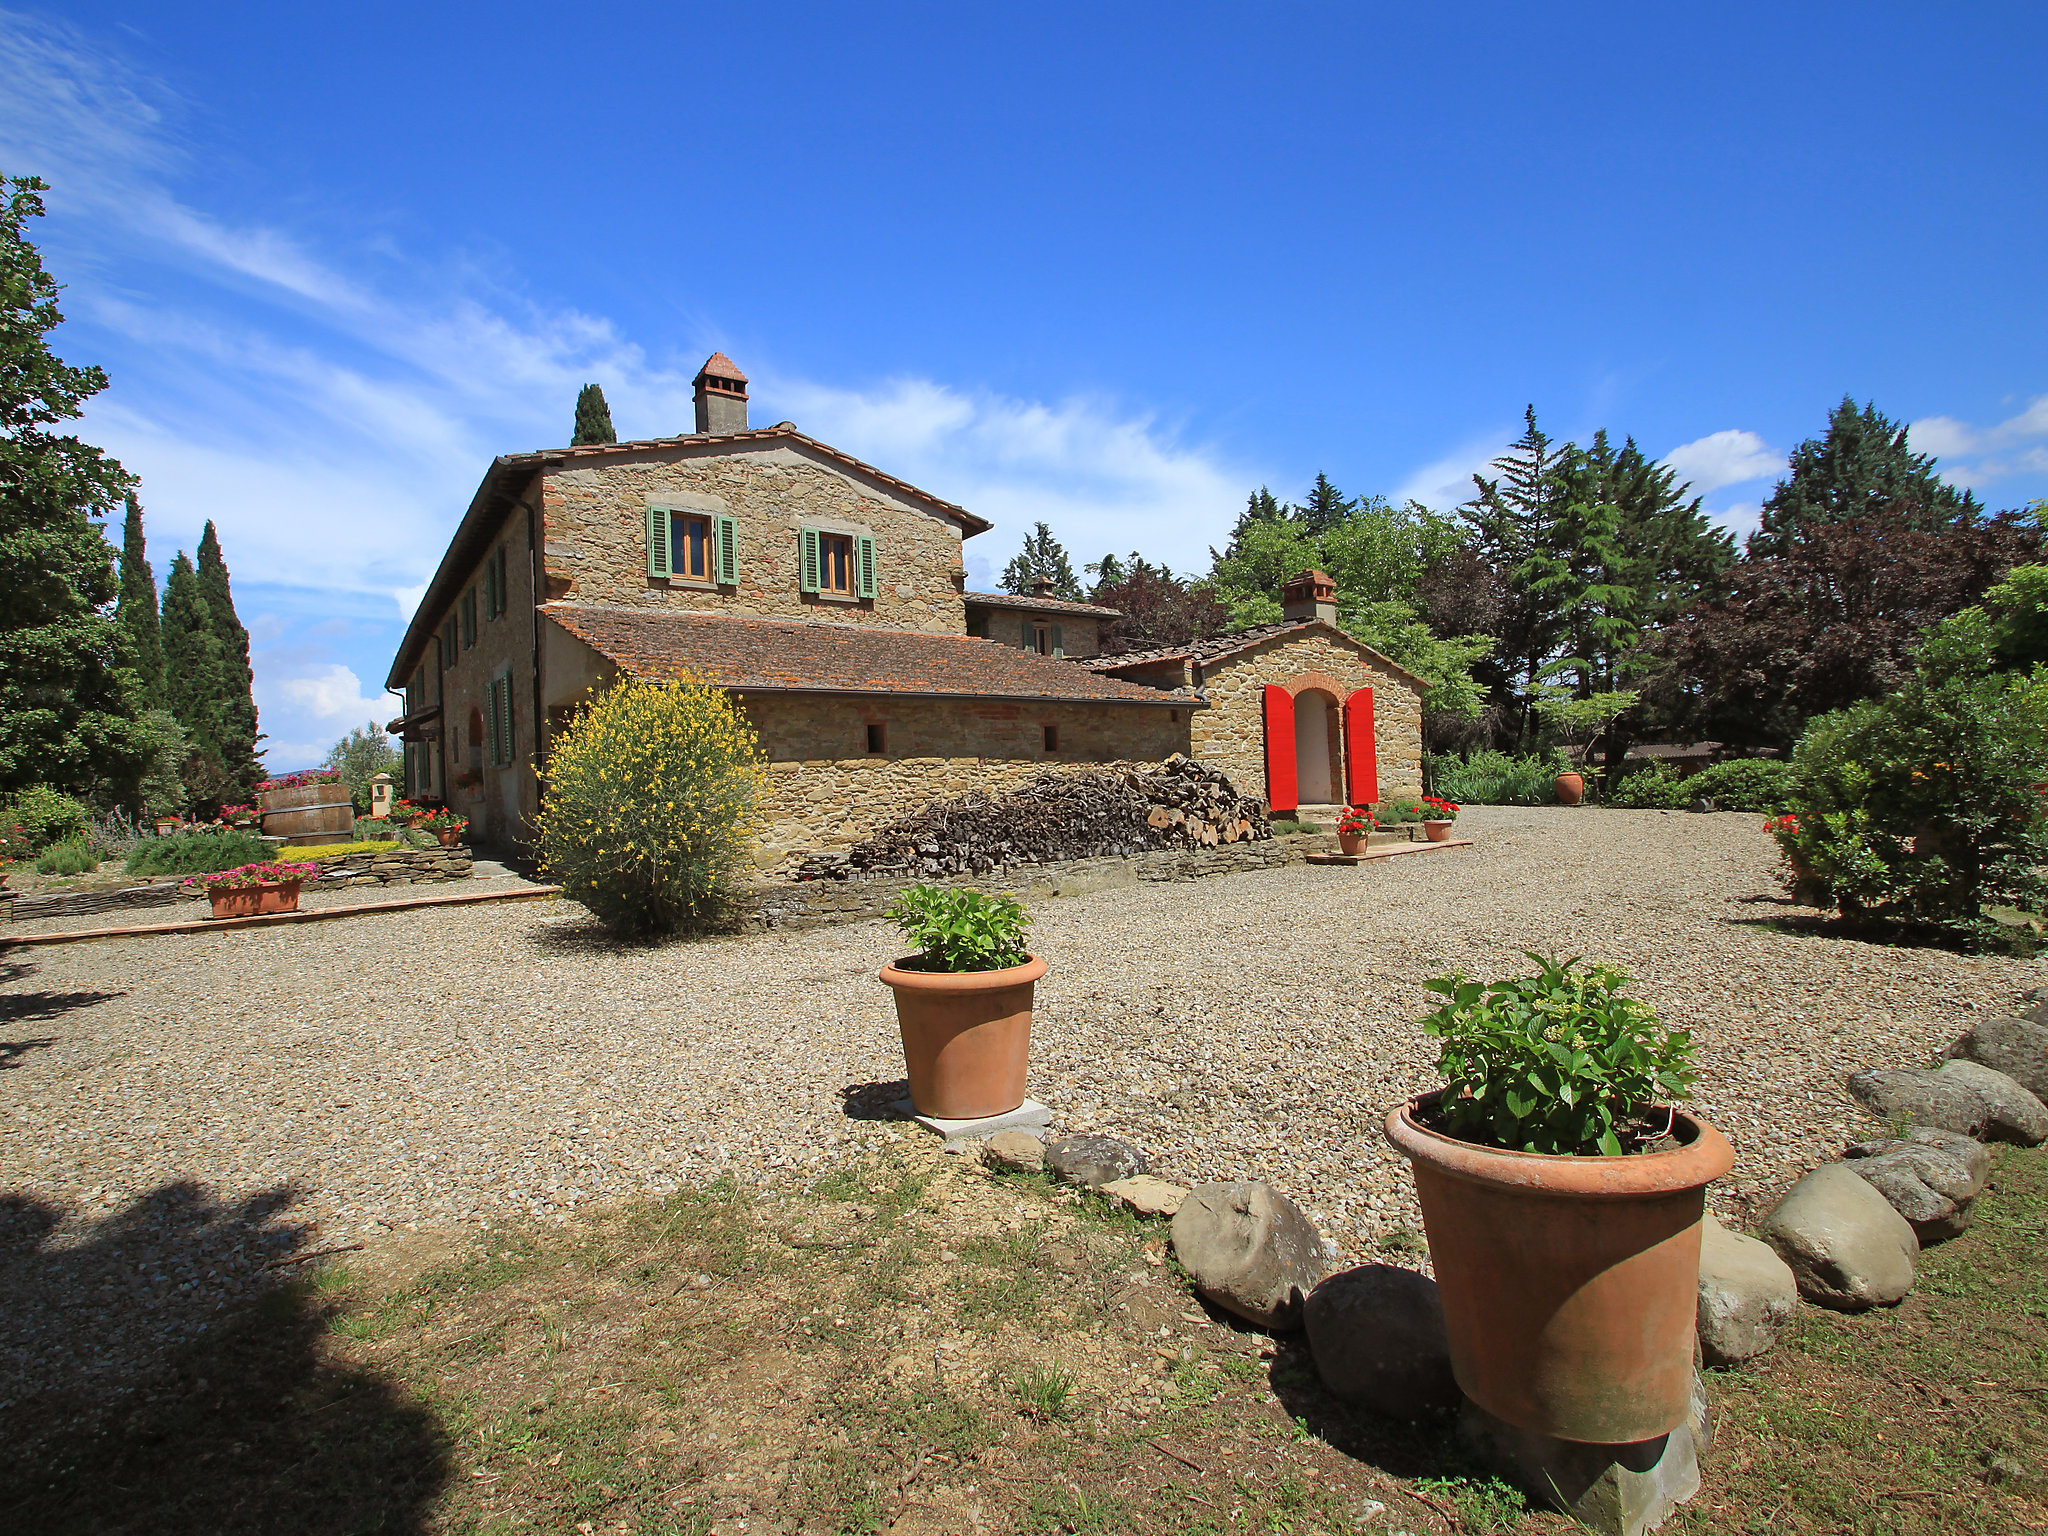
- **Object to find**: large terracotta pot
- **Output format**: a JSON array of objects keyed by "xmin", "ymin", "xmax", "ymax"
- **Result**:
[
  {"xmin": 1384, "ymin": 1091, "xmax": 1734, "ymax": 1444},
  {"xmin": 881, "ymin": 953, "xmax": 1045, "ymax": 1121},
  {"xmin": 1554, "ymin": 771, "xmax": 1585, "ymax": 806},
  {"xmin": 1423, "ymin": 819, "xmax": 1453, "ymax": 843},
  {"xmin": 207, "ymin": 880, "xmax": 304, "ymax": 920},
  {"xmin": 1337, "ymin": 831, "xmax": 1366, "ymax": 856}
]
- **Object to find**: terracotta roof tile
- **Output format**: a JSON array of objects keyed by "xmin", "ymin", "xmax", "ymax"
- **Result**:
[
  {"xmin": 694, "ymin": 351, "xmax": 748, "ymax": 384},
  {"xmin": 543, "ymin": 605, "xmax": 1203, "ymax": 706},
  {"xmin": 963, "ymin": 590, "xmax": 1122, "ymax": 618},
  {"xmin": 1079, "ymin": 618, "xmax": 1430, "ymax": 691}
]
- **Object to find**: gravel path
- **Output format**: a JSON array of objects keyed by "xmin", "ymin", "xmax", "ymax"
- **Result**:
[{"xmin": 4, "ymin": 805, "xmax": 2040, "ymax": 1402}]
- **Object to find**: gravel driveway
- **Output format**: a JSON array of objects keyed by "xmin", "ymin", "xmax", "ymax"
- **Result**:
[{"xmin": 4, "ymin": 805, "xmax": 2039, "ymax": 1402}]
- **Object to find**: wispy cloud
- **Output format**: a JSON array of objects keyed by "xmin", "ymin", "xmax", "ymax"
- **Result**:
[
  {"xmin": 1394, "ymin": 431, "xmax": 1517, "ymax": 512},
  {"xmin": 1661, "ymin": 429, "xmax": 1780, "ymax": 496},
  {"xmin": 1910, "ymin": 396, "xmax": 2048, "ymax": 491}
]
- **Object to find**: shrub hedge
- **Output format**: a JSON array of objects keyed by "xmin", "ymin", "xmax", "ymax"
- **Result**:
[
  {"xmin": 125, "ymin": 829, "xmax": 273, "ymax": 876},
  {"xmin": 1429, "ymin": 751, "xmax": 1567, "ymax": 806}
]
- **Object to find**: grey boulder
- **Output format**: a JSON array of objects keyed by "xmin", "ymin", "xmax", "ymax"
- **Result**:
[
  {"xmin": 1044, "ymin": 1134, "xmax": 1148, "ymax": 1188},
  {"xmin": 1302, "ymin": 1264, "xmax": 1460, "ymax": 1416},
  {"xmin": 1758, "ymin": 1163, "xmax": 1918, "ymax": 1310},
  {"xmin": 1842, "ymin": 1126, "xmax": 1991, "ymax": 1242},
  {"xmin": 1847, "ymin": 1058, "xmax": 2048, "ymax": 1146},
  {"xmin": 1696, "ymin": 1215, "xmax": 1798, "ymax": 1368},
  {"xmin": 1170, "ymin": 1180, "xmax": 1329, "ymax": 1329},
  {"xmin": 1949, "ymin": 1015, "xmax": 2048, "ymax": 1102}
]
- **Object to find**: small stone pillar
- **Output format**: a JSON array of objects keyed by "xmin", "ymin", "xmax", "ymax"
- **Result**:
[{"xmin": 368, "ymin": 772, "xmax": 395, "ymax": 820}]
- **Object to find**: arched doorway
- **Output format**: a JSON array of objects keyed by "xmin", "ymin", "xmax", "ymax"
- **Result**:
[{"xmin": 1292, "ymin": 689, "xmax": 1339, "ymax": 804}]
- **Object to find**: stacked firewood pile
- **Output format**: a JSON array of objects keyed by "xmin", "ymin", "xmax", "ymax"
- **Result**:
[{"xmin": 795, "ymin": 754, "xmax": 1268, "ymax": 880}]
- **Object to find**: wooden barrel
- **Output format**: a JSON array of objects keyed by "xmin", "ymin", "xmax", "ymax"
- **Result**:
[{"xmin": 259, "ymin": 782, "xmax": 356, "ymax": 846}]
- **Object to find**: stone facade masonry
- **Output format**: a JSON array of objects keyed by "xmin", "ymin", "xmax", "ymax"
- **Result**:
[
  {"xmin": 538, "ymin": 441, "xmax": 970, "ymax": 634},
  {"xmin": 311, "ymin": 846, "xmax": 475, "ymax": 886},
  {"xmin": 742, "ymin": 692, "xmax": 1192, "ymax": 868},
  {"xmin": 434, "ymin": 494, "xmax": 541, "ymax": 846},
  {"xmin": 1193, "ymin": 627, "xmax": 1425, "ymax": 806}
]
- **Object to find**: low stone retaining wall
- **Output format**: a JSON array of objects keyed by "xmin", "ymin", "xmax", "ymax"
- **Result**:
[
  {"xmin": 739, "ymin": 830, "xmax": 1340, "ymax": 931},
  {"xmin": 312, "ymin": 846, "xmax": 474, "ymax": 887}
]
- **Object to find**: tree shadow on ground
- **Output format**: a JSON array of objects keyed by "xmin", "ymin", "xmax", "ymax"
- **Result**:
[
  {"xmin": 0, "ymin": 1181, "xmax": 449, "ymax": 1534},
  {"xmin": 0, "ymin": 955, "xmax": 128, "ymax": 1032}
]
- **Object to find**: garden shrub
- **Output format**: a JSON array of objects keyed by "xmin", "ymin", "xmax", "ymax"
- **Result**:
[
  {"xmin": 1429, "ymin": 750, "xmax": 1566, "ymax": 806},
  {"xmin": 1686, "ymin": 758, "xmax": 1792, "ymax": 813},
  {"xmin": 1605, "ymin": 764, "xmax": 1692, "ymax": 810},
  {"xmin": 4, "ymin": 786, "xmax": 90, "ymax": 851},
  {"xmin": 534, "ymin": 676, "xmax": 766, "ymax": 939},
  {"xmin": 1773, "ymin": 666, "xmax": 2048, "ymax": 944},
  {"xmin": 277, "ymin": 840, "xmax": 401, "ymax": 862},
  {"xmin": 885, "ymin": 885, "xmax": 1031, "ymax": 972},
  {"xmin": 125, "ymin": 828, "xmax": 273, "ymax": 876},
  {"xmin": 34, "ymin": 837, "xmax": 97, "ymax": 876}
]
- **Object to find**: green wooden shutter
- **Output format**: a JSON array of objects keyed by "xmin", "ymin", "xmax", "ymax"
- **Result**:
[
  {"xmin": 484, "ymin": 680, "xmax": 499, "ymax": 765},
  {"xmin": 855, "ymin": 535, "xmax": 876, "ymax": 599},
  {"xmin": 714, "ymin": 514, "xmax": 738, "ymax": 584},
  {"xmin": 799, "ymin": 527, "xmax": 821, "ymax": 593},
  {"xmin": 498, "ymin": 677, "xmax": 514, "ymax": 765},
  {"xmin": 647, "ymin": 507, "xmax": 671, "ymax": 579},
  {"xmin": 1051, "ymin": 623, "xmax": 1064, "ymax": 659}
]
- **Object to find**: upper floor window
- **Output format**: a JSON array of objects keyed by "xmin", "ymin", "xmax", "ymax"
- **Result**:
[
  {"xmin": 484, "ymin": 545, "xmax": 510, "ymax": 619},
  {"xmin": 799, "ymin": 526, "xmax": 876, "ymax": 600},
  {"xmin": 461, "ymin": 586, "xmax": 477, "ymax": 648},
  {"xmin": 673, "ymin": 515, "xmax": 713, "ymax": 581},
  {"xmin": 1027, "ymin": 621, "xmax": 1065, "ymax": 657},
  {"xmin": 647, "ymin": 507, "xmax": 737, "ymax": 584},
  {"xmin": 819, "ymin": 533, "xmax": 853, "ymax": 595}
]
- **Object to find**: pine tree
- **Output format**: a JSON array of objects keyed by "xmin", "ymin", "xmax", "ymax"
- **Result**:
[
  {"xmin": 116, "ymin": 491, "xmax": 166, "ymax": 707},
  {"xmin": 196, "ymin": 520, "xmax": 262, "ymax": 792},
  {"xmin": 1294, "ymin": 472, "xmax": 1356, "ymax": 535},
  {"xmin": 1000, "ymin": 522, "xmax": 1084, "ymax": 600},
  {"xmin": 1220, "ymin": 487, "xmax": 1286, "ymax": 557},
  {"xmin": 572, "ymin": 382, "xmax": 617, "ymax": 446},
  {"xmin": 161, "ymin": 551, "xmax": 227, "ymax": 776},
  {"xmin": 0, "ymin": 174, "xmax": 146, "ymax": 797},
  {"xmin": 1751, "ymin": 396, "xmax": 1979, "ymax": 556},
  {"xmin": 1461, "ymin": 407, "xmax": 1574, "ymax": 735}
]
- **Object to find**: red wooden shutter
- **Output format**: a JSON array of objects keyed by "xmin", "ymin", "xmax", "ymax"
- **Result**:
[
  {"xmin": 1263, "ymin": 685, "xmax": 1298, "ymax": 813},
  {"xmin": 1344, "ymin": 687, "xmax": 1380, "ymax": 805}
]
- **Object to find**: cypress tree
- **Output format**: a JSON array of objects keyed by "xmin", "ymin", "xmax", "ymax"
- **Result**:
[
  {"xmin": 0, "ymin": 174, "xmax": 145, "ymax": 796},
  {"xmin": 161, "ymin": 551, "xmax": 226, "ymax": 773},
  {"xmin": 116, "ymin": 491, "xmax": 166, "ymax": 707},
  {"xmin": 1000, "ymin": 522, "xmax": 1084, "ymax": 600},
  {"xmin": 1751, "ymin": 396, "xmax": 1979, "ymax": 556},
  {"xmin": 572, "ymin": 383, "xmax": 617, "ymax": 446},
  {"xmin": 196, "ymin": 520, "xmax": 262, "ymax": 792}
]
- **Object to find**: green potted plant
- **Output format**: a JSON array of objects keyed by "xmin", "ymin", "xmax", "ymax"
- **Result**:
[
  {"xmin": 418, "ymin": 807, "xmax": 470, "ymax": 846},
  {"xmin": 1336, "ymin": 805, "xmax": 1375, "ymax": 856},
  {"xmin": 1420, "ymin": 795, "xmax": 1460, "ymax": 843},
  {"xmin": 880, "ymin": 885, "xmax": 1042, "ymax": 1121},
  {"xmin": 1382, "ymin": 953, "xmax": 1732, "ymax": 1445},
  {"xmin": 185, "ymin": 859, "xmax": 319, "ymax": 919}
]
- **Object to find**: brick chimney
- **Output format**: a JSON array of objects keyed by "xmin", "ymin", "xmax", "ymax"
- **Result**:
[
  {"xmin": 692, "ymin": 352, "xmax": 749, "ymax": 434},
  {"xmin": 1281, "ymin": 568, "xmax": 1338, "ymax": 623},
  {"xmin": 1031, "ymin": 578, "xmax": 1060, "ymax": 600}
]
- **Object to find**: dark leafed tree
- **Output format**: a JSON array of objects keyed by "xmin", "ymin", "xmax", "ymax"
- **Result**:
[
  {"xmin": 0, "ymin": 173, "xmax": 145, "ymax": 797},
  {"xmin": 1750, "ymin": 396, "xmax": 1979, "ymax": 557},
  {"xmin": 1294, "ymin": 471, "xmax": 1356, "ymax": 535},
  {"xmin": 161, "ymin": 550, "xmax": 227, "ymax": 778},
  {"xmin": 1000, "ymin": 521, "xmax": 1084, "ymax": 600},
  {"xmin": 1090, "ymin": 556, "xmax": 1231, "ymax": 655},
  {"xmin": 1646, "ymin": 501, "xmax": 2041, "ymax": 750},
  {"xmin": 197, "ymin": 519, "xmax": 263, "ymax": 792},
  {"xmin": 117, "ymin": 490, "xmax": 167, "ymax": 708},
  {"xmin": 572, "ymin": 382, "xmax": 617, "ymax": 446}
]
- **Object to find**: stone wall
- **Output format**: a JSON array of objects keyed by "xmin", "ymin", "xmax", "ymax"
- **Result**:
[
  {"xmin": 1193, "ymin": 628, "xmax": 1425, "ymax": 806},
  {"xmin": 312, "ymin": 846, "xmax": 475, "ymax": 887},
  {"xmin": 742, "ymin": 693, "xmax": 1194, "ymax": 868},
  {"xmin": 737, "ymin": 829, "xmax": 1339, "ymax": 931},
  {"xmin": 538, "ymin": 441, "xmax": 972, "ymax": 634}
]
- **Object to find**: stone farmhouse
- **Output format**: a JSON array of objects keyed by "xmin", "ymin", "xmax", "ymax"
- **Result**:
[{"xmin": 384, "ymin": 354, "xmax": 1425, "ymax": 865}]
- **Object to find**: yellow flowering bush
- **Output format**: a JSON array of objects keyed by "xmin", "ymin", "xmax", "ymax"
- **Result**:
[{"xmin": 535, "ymin": 676, "xmax": 766, "ymax": 938}]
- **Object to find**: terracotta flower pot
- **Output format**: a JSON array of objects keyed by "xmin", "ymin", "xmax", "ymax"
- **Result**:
[
  {"xmin": 1384, "ymin": 1091, "xmax": 1734, "ymax": 1444},
  {"xmin": 1554, "ymin": 771, "xmax": 1585, "ymax": 806},
  {"xmin": 881, "ymin": 953, "xmax": 1045, "ymax": 1121},
  {"xmin": 1337, "ymin": 831, "xmax": 1366, "ymax": 855},
  {"xmin": 437, "ymin": 829, "xmax": 460, "ymax": 846},
  {"xmin": 1423, "ymin": 819, "xmax": 1453, "ymax": 842},
  {"xmin": 207, "ymin": 880, "xmax": 304, "ymax": 920}
]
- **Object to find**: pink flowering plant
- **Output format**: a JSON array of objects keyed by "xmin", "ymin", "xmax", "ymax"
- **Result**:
[
  {"xmin": 183, "ymin": 860, "xmax": 319, "ymax": 891},
  {"xmin": 255, "ymin": 770, "xmax": 341, "ymax": 792}
]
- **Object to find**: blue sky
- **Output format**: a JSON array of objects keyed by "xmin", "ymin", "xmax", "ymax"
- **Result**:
[{"xmin": 5, "ymin": 4, "xmax": 2045, "ymax": 768}]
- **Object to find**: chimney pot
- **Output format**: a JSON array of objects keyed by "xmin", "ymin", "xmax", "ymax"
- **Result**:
[
  {"xmin": 692, "ymin": 352, "xmax": 750, "ymax": 434},
  {"xmin": 1281, "ymin": 568, "xmax": 1338, "ymax": 624}
]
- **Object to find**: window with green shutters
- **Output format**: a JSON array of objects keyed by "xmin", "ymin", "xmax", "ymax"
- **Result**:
[
  {"xmin": 483, "ymin": 673, "xmax": 515, "ymax": 767},
  {"xmin": 714, "ymin": 514, "xmax": 738, "ymax": 585},
  {"xmin": 461, "ymin": 586, "xmax": 477, "ymax": 648},
  {"xmin": 484, "ymin": 545, "xmax": 509, "ymax": 618},
  {"xmin": 855, "ymin": 534, "xmax": 876, "ymax": 598},
  {"xmin": 798, "ymin": 527, "xmax": 821, "ymax": 593},
  {"xmin": 799, "ymin": 527, "xmax": 876, "ymax": 598}
]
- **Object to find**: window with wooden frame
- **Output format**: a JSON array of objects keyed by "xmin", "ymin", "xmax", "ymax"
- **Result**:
[
  {"xmin": 798, "ymin": 527, "xmax": 876, "ymax": 598},
  {"xmin": 1029, "ymin": 622, "xmax": 1064, "ymax": 657},
  {"xmin": 673, "ymin": 514, "xmax": 713, "ymax": 581},
  {"xmin": 865, "ymin": 722, "xmax": 887, "ymax": 754},
  {"xmin": 648, "ymin": 508, "xmax": 738, "ymax": 584}
]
